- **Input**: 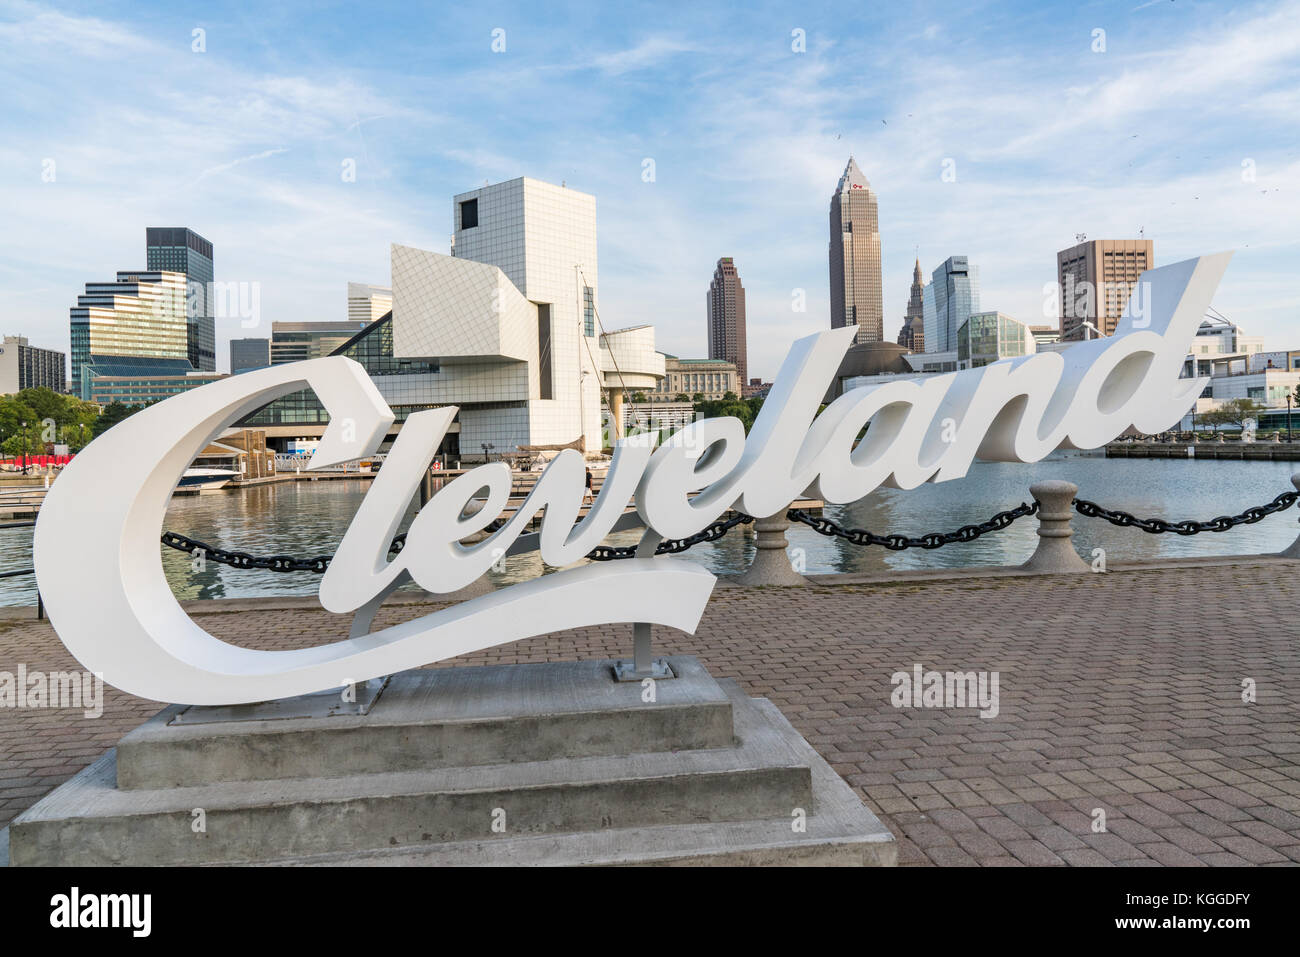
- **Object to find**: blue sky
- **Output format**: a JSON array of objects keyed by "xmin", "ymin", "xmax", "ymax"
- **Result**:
[{"xmin": 1, "ymin": 0, "xmax": 1297, "ymax": 378}]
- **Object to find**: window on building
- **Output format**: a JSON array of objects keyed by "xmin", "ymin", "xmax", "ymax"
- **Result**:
[
  {"xmin": 460, "ymin": 199, "xmax": 478, "ymax": 230},
  {"xmin": 537, "ymin": 304, "xmax": 553, "ymax": 400},
  {"xmin": 583, "ymin": 286, "xmax": 595, "ymax": 337}
]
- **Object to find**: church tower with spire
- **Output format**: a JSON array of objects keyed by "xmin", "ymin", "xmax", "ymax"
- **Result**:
[
  {"xmin": 828, "ymin": 157, "xmax": 883, "ymax": 344},
  {"xmin": 897, "ymin": 257, "xmax": 925, "ymax": 352}
]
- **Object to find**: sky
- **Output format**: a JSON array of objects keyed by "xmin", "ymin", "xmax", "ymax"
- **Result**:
[{"xmin": 1, "ymin": 0, "xmax": 1298, "ymax": 379}]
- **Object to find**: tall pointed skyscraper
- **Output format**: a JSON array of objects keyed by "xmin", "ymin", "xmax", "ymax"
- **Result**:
[
  {"xmin": 707, "ymin": 257, "xmax": 747, "ymax": 385},
  {"xmin": 829, "ymin": 157, "xmax": 883, "ymax": 344},
  {"xmin": 896, "ymin": 258, "xmax": 925, "ymax": 352}
]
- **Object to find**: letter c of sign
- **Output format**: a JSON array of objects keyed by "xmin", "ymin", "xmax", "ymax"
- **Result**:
[{"xmin": 33, "ymin": 357, "xmax": 715, "ymax": 704}]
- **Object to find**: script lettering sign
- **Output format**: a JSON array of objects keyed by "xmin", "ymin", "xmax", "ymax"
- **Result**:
[{"xmin": 33, "ymin": 254, "xmax": 1229, "ymax": 703}]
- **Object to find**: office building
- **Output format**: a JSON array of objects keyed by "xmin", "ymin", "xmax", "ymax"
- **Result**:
[
  {"xmin": 1057, "ymin": 238, "xmax": 1154, "ymax": 341},
  {"xmin": 706, "ymin": 257, "xmax": 747, "ymax": 384},
  {"xmin": 146, "ymin": 227, "xmax": 215, "ymax": 371},
  {"xmin": 829, "ymin": 157, "xmax": 883, "ymax": 344},
  {"xmin": 0, "ymin": 335, "xmax": 66, "ymax": 395},
  {"xmin": 271, "ymin": 321, "xmax": 369, "ymax": 364},
  {"xmin": 86, "ymin": 371, "xmax": 227, "ymax": 407},
  {"xmin": 69, "ymin": 270, "xmax": 192, "ymax": 399},
  {"xmin": 896, "ymin": 258, "xmax": 925, "ymax": 352},
  {"xmin": 955, "ymin": 312, "xmax": 1034, "ymax": 369},
  {"xmin": 348, "ymin": 283, "xmax": 393, "ymax": 325},
  {"xmin": 230, "ymin": 338, "xmax": 271, "ymax": 373},
  {"xmin": 922, "ymin": 256, "xmax": 981, "ymax": 354}
]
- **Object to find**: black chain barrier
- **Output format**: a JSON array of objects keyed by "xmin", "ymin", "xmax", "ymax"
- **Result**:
[
  {"xmin": 584, "ymin": 513, "xmax": 754, "ymax": 561},
  {"xmin": 787, "ymin": 501, "xmax": 1039, "ymax": 550},
  {"xmin": 1073, "ymin": 489, "xmax": 1300, "ymax": 535},
  {"xmin": 156, "ymin": 486, "xmax": 1300, "ymax": 572},
  {"xmin": 158, "ymin": 513, "xmax": 754, "ymax": 572}
]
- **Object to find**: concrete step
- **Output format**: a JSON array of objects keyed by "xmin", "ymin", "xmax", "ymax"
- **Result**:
[
  {"xmin": 116, "ymin": 657, "xmax": 734, "ymax": 789},
  {"xmin": 8, "ymin": 683, "xmax": 813, "ymax": 866},
  {"xmin": 256, "ymin": 687, "xmax": 897, "ymax": 866}
]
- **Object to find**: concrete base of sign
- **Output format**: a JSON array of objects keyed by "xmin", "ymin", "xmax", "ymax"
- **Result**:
[{"xmin": 5, "ymin": 657, "xmax": 895, "ymax": 866}]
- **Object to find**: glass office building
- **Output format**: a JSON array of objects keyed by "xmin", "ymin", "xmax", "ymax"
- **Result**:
[
  {"xmin": 955, "ymin": 311, "xmax": 1030, "ymax": 368},
  {"xmin": 922, "ymin": 256, "xmax": 981, "ymax": 354},
  {"xmin": 271, "ymin": 321, "xmax": 369, "ymax": 364},
  {"xmin": 146, "ymin": 227, "xmax": 215, "ymax": 371},
  {"xmin": 240, "ymin": 313, "xmax": 441, "ymax": 430},
  {"xmin": 69, "ymin": 270, "xmax": 193, "ymax": 398},
  {"xmin": 230, "ymin": 337, "xmax": 271, "ymax": 373}
]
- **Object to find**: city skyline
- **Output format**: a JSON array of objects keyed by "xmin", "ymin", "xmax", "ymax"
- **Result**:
[{"xmin": 1, "ymin": 0, "xmax": 1298, "ymax": 380}]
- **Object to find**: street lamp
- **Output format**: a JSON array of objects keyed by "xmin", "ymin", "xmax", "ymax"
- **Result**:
[
  {"xmin": 20, "ymin": 420, "xmax": 27, "ymax": 475},
  {"xmin": 1287, "ymin": 394, "xmax": 1293, "ymax": 443}
]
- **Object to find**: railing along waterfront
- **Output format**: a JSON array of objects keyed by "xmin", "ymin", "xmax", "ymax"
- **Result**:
[
  {"xmin": 155, "ymin": 478, "xmax": 1300, "ymax": 573},
  {"xmin": 7, "ymin": 479, "xmax": 1300, "ymax": 613}
]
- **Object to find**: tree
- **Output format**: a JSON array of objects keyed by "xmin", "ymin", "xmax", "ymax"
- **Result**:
[
  {"xmin": 675, "ymin": 393, "xmax": 690, "ymax": 402},
  {"xmin": 91, "ymin": 402, "xmax": 137, "ymax": 438},
  {"xmin": 630, "ymin": 391, "xmax": 647, "ymax": 403},
  {"xmin": 722, "ymin": 391, "xmax": 738, "ymax": 401},
  {"xmin": 693, "ymin": 395, "xmax": 766, "ymax": 433},
  {"xmin": 1208, "ymin": 398, "xmax": 1266, "ymax": 433}
]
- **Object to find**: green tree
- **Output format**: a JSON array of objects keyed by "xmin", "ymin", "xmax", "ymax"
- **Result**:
[
  {"xmin": 91, "ymin": 402, "xmax": 137, "ymax": 438},
  {"xmin": 693, "ymin": 395, "xmax": 766, "ymax": 433},
  {"xmin": 1216, "ymin": 398, "xmax": 1267, "ymax": 432}
]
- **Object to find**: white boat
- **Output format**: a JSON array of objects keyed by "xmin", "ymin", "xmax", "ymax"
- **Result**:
[{"xmin": 178, "ymin": 467, "xmax": 238, "ymax": 492}]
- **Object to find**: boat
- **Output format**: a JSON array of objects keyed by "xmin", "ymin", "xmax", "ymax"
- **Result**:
[{"xmin": 177, "ymin": 467, "xmax": 239, "ymax": 493}]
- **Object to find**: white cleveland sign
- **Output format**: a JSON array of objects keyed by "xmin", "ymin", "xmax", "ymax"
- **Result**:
[{"xmin": 34, "ymin": 254, "xmax": 1228, "ymax": 704}]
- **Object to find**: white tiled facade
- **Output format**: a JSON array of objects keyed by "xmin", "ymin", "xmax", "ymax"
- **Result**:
[{"xmin": 390, "ymin": 177, "xmax": 650, "ymax": 456}]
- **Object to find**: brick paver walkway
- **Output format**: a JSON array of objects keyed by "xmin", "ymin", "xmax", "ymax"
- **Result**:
[{"xmin": 2, "ymin": 561, "xmax": 1299, "ymax": 865}]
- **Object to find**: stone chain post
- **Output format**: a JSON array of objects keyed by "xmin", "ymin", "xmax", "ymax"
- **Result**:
[
  {"xmin": 1022, "ymin": 479, "xmax": 1089, "ymax": 574},
  {"xmin": 735, "ymin": 506, "xmax": 807, "ymax": 586},
  {"xmin": 1279, "ymin": 474, "xmax": 1300, "ymax": 559}
]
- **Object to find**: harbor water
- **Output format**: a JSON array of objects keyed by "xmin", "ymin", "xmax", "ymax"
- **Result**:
[{"xmin": 2, "ymin": 454, "xmax": 1298, "ymax": 605}]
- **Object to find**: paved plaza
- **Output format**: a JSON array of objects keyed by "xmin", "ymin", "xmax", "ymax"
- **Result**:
[{"xmin": 2, "ymin": 558, "xmax": 1299, "ymax": 866}]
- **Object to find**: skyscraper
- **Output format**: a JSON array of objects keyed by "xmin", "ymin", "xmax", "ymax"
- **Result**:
[
  {"xmin": 348, "ymin": 282, "xmax": 393, "ymax": 325},
  {"xmin": 1057, "ymin": 238, "xmax": 1154, "ymax": 341},
  {"xmin": 829, "ymin": 157, "xmax": 883, "ymax": 344},
  {"xmin": 69, "ymin": 270, "xmax": 192, "ymax": 398},
  {"xmin": 922, "ymin": 256, "xmax": 981, "ymax": 354},
  {"xmin": 706, "ymin": 257, "xmax": 747, "ymax": 385},
  {"xmin": 230, "ymin": 337, "xmax": 271, "ymax": 373},
  {"xmin": 146, "ymin": 227, "xmax": 215, "ymax": 371},
  {"xmin": 896, "ymin": 258, "xmax": 925, "ymax": 352}
]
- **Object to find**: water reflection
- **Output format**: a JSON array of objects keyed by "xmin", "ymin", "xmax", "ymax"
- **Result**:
[{"xmin": 2, "ymin": 455, "xmax": 1297, "ymax": 605}]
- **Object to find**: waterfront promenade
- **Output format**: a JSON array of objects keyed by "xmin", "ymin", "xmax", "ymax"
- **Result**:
[{"xmin": 2, "ymin": 555, "xmax": 1299, "ymax": 866}]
